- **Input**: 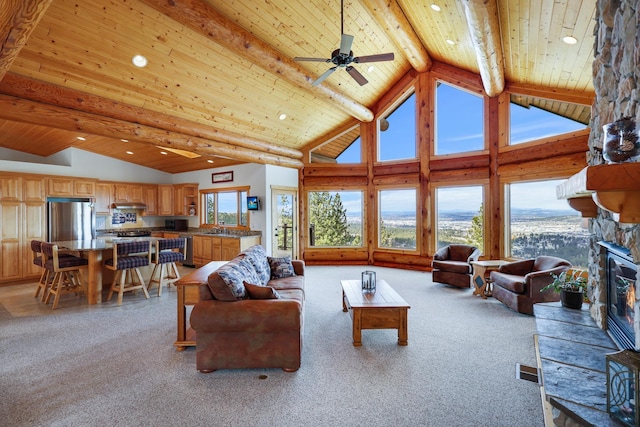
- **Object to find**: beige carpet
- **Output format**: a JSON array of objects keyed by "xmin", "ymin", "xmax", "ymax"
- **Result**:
[{"xmin": 0, "ymin": 265, "xmax": 543, "ymax": 426}]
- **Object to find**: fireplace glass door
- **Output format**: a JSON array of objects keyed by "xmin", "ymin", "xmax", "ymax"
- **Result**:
[{"xmin": 607, "ymin": 250, "xmax": 637, "ymax": 350}]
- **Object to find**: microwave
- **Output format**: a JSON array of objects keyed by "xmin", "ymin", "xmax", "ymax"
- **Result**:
[{"xmin": 165, "ymin": 219, "xmax": 188, "ymax": 231}]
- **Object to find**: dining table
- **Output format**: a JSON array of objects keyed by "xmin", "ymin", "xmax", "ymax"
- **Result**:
[{"xmin": 51, "ymin": 237, "xmax": 163, "ymax": 305}]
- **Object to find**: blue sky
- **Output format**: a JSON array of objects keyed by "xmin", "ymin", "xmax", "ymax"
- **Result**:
[{"xmin": 334, "ymin": 84, "xmax": 587, "ymax": 213}]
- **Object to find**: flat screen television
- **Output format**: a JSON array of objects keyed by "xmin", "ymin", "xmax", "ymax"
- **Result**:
[{"xmin": 247, "ymin": 196, "xmax": 260, "ymax": 211}]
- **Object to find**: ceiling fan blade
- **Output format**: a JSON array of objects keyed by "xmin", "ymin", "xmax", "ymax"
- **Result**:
[
  {"xmin": 346, "ymin": 66, "xmax": 368, "ymax": 86},
  {"xmin": 312, "ymin": 67, "xmax": 337, "ymax": 86},
  {"xmin": 354, "ymin": 53, "xmax": 395, "ymax": 63},
  {"xmin": 339, "ymin": 34, "xmax": 354, "ymax": 55},
  {"xmin": 294, "ymin": 56, "xmax": 331, "ymax": 62}
]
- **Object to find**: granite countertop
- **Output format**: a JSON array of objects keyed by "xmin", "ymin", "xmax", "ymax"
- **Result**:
[{"xmin": 534, "ymin": 302, "xmax": 620, "ymax": 426}]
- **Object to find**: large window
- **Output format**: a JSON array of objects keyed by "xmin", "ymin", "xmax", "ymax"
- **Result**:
[
  {"xmin": 378, "ymin": 92, "xmax": 416, "ymax": 162},
  {"xmin": 308, "ymin": 191, "xmax": 363, "ymax": 247},
  {"xmin": 378, "ymin": 188, "xmax": 417, "ymax": 250},
  {"xmin": 509, "ymin": 95, "xmax": 589, "ymax": 145},
  {"xmin": 435, "ymin": 82, "xmax": 484, "ymax": 155},
  {"xmin": 436, "ymin": 186, "xmax": 484, "ymax": 251},
  {"xmin": 201, "ymin": 186, "xmax": 249, "ymax": 228},
  {"xmin": 506, "ymin": 180, "xmax": 588, "ymax": 267}
]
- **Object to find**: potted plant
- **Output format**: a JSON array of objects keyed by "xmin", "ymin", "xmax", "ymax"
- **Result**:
[{"xmin": 541, "ymin": 269, "xmax": 588, "ymax": 309}]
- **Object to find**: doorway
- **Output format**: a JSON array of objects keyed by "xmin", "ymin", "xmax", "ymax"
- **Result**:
[{"xmin": 271, "ymin": 187, "xmax": 298, "ymax": 259}]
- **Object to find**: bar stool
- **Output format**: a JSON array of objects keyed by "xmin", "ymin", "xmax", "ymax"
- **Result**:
[
  {"xmin": 105, "ymin": 240, "xmax": 151, "ymax": 305},
  {"xmin": 148, "ymin": 238, "xmax": 186, "ymax": 296},
  {"xmin": 32, "ymin": 240, "xmax": 49, "ymax": 300},
  {"xmin": 41, "ymin": 242, "xmax": 88, "ymax": 310}
]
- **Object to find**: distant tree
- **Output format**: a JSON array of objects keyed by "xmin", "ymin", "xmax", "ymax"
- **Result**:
[
  {"xmin": 465, "ymin": 203, "xmax": 484, "ymax": 249},
  {"xmin": 277, "ymin": 195, "xmax": 293, "ymax": 250},
  {"xmin": 379, "ymin": 220, "xmax": 392, "ymax": 247},
  {"xmin": 309, "ymin": 192, "xmax": 350, "ymax": 246}
]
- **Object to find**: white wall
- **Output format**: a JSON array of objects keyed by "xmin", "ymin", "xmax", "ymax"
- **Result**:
[{"xmin": 175, "ymin": 163, "xmax": 299, "ymax": 252}]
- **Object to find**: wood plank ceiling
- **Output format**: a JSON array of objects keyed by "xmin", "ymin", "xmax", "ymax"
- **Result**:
[{"xmin": 0, "ymin": 0, "xmax": 596, "ymax": 174}]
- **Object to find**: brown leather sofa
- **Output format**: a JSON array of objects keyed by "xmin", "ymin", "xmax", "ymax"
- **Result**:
[
  {"xmin": 189, "ymin": 245, "xmax": 305, "ymax": 373},
  {"xmin": 431, "ymin": 244, "xmax": 481, "ymax": 288},
  {"xmin": 490, "ymin": 256, "xmax": 571, "ymax": 315}
]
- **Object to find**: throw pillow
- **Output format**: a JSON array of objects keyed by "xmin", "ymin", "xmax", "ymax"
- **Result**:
[
  {"xmin": 242, "ymin": 245, "xmax": 271, "ymax": 286},
  {"xmin": 244, "ymin": 282, "xmax": 280, "ymax": 299},
  {"xmin": 214, "ymin": 260, "xmax": 248, "ymax": 300},
  {"xmin": 268, "ymin": 256, "xmax": 296, "ymax": 279}
]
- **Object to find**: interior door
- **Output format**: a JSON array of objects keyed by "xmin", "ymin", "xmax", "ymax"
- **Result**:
[{"xmin": 271, "ymin": 187, "xmax": 297, "ymax": 259}]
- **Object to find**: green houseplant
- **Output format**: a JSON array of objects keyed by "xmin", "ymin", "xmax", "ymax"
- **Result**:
[{"xmin": 541, "ymin": 269, "xmax": 588, "ymax": 309}]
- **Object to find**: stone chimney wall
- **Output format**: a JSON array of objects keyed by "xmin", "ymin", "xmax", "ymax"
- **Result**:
[{"xmin": 588, "ymin": 0, "xmax": 640, "ymax": 336}]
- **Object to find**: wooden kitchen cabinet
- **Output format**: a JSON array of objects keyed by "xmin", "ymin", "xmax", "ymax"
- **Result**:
[
  {"xmin": 192, "ymin": 234, "xmax": 261, "ymax": 267},
  {"xmin": 0, "ymin": 176, "xmax": 22, "ymax": 201},
  {"xmin": 114, "ymin": 184, "xmax": 143, "ymax": 203},
  {"xmin": 221, "ymin": 238, "xmax": 240, "ymax": 260},
  {"xmin": 142, "ymin": 185, "xmax": 158, "ymax": 215},
  {"xmin": 95, "ymin": 183, "xmax": 113, "ymax": 215},
  {"xmin": 158, "ymin": 185, "xmax": 173, "ymax": 216},
  {"xmin": 0, "ymin": 200, "xmax": 22, "ymax": 281},
  {"xmin": 48, "ymin": 178, "xmax": 96, "ymax": 197},
  {"xmin": 173, "ymin": 184, "xmax": 198, "ymax": 216}
]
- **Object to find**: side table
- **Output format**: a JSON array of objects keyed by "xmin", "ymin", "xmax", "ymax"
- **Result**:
[
  {"xmin": 470, "ymin": 260, "xmax": 508, "ymax": 299},
  {"xmin": 174, "ymin": 261, "xmax": 226, "ymax": 351}
]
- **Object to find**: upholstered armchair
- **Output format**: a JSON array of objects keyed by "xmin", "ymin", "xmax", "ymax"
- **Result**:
[
  {"xmin": 431, "ymin": 244, "xmax": 481, "ymax": 288},
  {"xmin": 490, "ymin": 256, "xmax": 571, "ymax": 315}
]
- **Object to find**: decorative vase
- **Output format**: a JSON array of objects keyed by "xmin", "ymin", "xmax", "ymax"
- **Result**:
[
  {"xmin": 561, "ymin": 289, "xmax": 583, "ymax": 309},
  {"xmin": 602, "ymin": 117, "xmax": 640, "ymax": 164}
]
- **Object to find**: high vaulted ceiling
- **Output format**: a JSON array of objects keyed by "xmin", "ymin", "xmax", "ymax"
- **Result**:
[{"xmin": 0, "ymin": 0, "xmax": 596, "ymax": 173}]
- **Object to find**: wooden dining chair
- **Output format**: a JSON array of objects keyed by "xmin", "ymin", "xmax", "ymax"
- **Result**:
[
  {"xmin": 32, "ymin": 240, "xmax": 50, "ymax": 301},
  {"xmin": 148, "ymin": 238, "xmax": 186, "ymax": 296},
  {"xmin": 41, "ymin": 242, "xmax": 89, "ymax": 309},
  {"xmin": 105, "ymin": 240, "xmax": 152, "ymax": 305}
]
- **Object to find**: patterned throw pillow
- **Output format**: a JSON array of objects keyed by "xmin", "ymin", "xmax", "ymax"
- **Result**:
[
  {"xmin": 215, "ymin": 260, "xmax": 248, "ymax": 300},
  {"xmin": 244, "ymin": 282, "xmax": 280, "ymax": 299},
  {"xmin": 242, "ymin": 245, "xmax": 271, "ymax": 286},
  {"xmin": 268, "ymin": 256, "xmax": 297, "ymax": 279}
]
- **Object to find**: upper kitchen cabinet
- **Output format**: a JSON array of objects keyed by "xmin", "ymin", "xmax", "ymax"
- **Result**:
[
  {"xmin": 48, "ymin": 178, "xmax": 96, "ymax": 198},
  {"xmin": 23, "ymin": 177, "xmax": 46, "ymax": 202},
  {"xmin": 174, "ymin": 184, "xmax": 198, "ymax": 216},
  {"xmin": 0, "ymin": 175, "xmax": 21, "ymax": 201},
  {"xmin": 142, "ymin": 185, "xmax": 158, "ymax": 215},
  {"xmin": 95, "ymin": 183, "xmax": 113, "ymax": 215},
  {"xmin": 158, "ymin": 185, "xmax": 173, "ymax": 216},
  {"xmin": 114, "ymin": 184, "xmax": 143, "ymax": 203}
]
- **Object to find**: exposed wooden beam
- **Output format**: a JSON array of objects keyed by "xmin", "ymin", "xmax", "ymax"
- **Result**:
[
  {"xmin": 0, "ymin": 95, "xmax": 304, "ymax": 169},
  {"xmin": 505, "ymin": 81, "xmax": 595, "ymax": 106},
  {"xmin": 461, "ymin": 0, "xmax": 505, "ymax": 97},
  {"xmin": 0, "ymin": 73, "xmax": 303, "ymax": 161},
  {"xmin": 0, "ymin": 0, "xmax": 53, "ymax": 81},
  {"xmin": 139, "ymin": 0, "xmax": 374, "ymax": 123},
  {"xmin": 361, "ymin": 0, "xmax": 432, "ymax": 72}
]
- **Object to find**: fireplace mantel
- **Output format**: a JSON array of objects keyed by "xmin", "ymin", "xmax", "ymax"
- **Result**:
[{"xmin": 556, "ymin": 163, "xmax": 640, "ymax": 222}]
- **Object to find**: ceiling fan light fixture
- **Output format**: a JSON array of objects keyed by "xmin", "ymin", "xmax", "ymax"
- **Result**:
[
  {"xmin": 131, "ymin": 54, "xmax": 148, "ymax": 68},
  {"xmin": 562, "ymin": 36, "xmax": 578, "ymax": 45}
]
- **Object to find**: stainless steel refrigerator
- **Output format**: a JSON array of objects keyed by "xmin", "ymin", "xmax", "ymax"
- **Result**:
[{"xmin": 47, "ymin": 198, "xmax": 96, "ymax": 241}]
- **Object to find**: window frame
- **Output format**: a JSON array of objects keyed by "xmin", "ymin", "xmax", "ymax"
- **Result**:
[
  {"xmin": 305, "ymin": 189, "xmax": 365, "ymax": 248},
  {"xmin": 199, "ymin": 185, "xmax": 250, "ymax": 229},
  {"xmin": 375, "ymin": 184, "xmax": 420, "ymax": 253},
  {"xmin": 376, "ymin": 88, "xmax": 417, "ymax": 163},
  {"xmin": 433, "ymin": 183, "xmax": 486, "ymax": 254}
]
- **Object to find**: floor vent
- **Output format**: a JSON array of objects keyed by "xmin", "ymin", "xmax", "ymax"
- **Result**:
[{"xmin": 516, "ymin": 363, "xmax": 540, "ymax": 384}]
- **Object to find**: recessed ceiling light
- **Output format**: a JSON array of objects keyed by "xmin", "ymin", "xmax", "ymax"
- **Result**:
[
  {"xmin": 76, "ymin": 136, "xmax": 86, "ymax": 141},
  {"xmin": 279, "ymin": 113, "xmax": 287, "ymax": 120},
  {"xmin": 446, "ymin": 39, "xmax": 456, "ymax": 45},
  {"xmin": 207, "ymin": 159, "xmax": 214, "ymax": 164},
  {"xmin": 430, "ymin": 4, "xmax": 441, "ymax": 12},
  {"xmin": 121, "ymin": 139, "xmax": 128, "ymax": 142},
  {"xmin": 367, "ymin": 65, "xmax": 375, "ymax": 73},
  {"xmin": 160, "ymin": 151, "xmax": 167, "ymax": 155},
  {"xmin": 126, "ymin": 151, "xmax": 134, "ymax": 155},
  {"xmin": 562, "ymin": 36, "xmax": 578, "ymax": 45},
  {"xmin": 131, "ymin": 54, "xmax": 148, "ymax": 68}
]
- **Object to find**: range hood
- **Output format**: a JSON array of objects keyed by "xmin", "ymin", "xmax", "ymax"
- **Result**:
[{"xmin": 111, "ymin": 202, "xmax": 147, "ymax": 210}]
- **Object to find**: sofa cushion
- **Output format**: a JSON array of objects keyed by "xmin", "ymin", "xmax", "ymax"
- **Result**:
[
  {"xmin": 244, "ymin": 282, "xmax": 281, "ymax": 299},
  {"xmin": 210, "ymin": 259, "xmax": 248, "ymax": 301},
  {"xmin": 242, "ymin": 245, "xmax": 271, "ymax": 286},
  {"xmin": 432, "ymin": 259, "xmax": 471, "ymax": 274},
  {"xmin": 268, "ymin": 256, "xmax": 297, "ymax": 279}
]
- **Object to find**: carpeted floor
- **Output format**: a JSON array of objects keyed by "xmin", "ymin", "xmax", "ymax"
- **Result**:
[{"xmin": 0, "ymin": 265, "xmax": 544, "ymax": 427}]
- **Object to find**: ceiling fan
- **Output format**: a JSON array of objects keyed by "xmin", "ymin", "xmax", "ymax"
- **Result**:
[{"xmin": 294, "ymin": 0, "xmax": 394, "ymax": 87}]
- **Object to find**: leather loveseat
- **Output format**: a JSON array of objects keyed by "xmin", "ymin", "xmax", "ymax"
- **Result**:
[
  {"xmin": 490, "ymin": 255, "xmax": 571, "ymax": 315},
  {"xmin": 189, "ymin": 245, "xmax": 305, "ymax": 373}
]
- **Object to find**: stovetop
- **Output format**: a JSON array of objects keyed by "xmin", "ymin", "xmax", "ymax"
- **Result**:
[{"xmin": 116, "ymin": 230, "xmax": 151, "ymax": 237}]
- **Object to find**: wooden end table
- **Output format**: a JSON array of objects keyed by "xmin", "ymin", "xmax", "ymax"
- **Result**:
[
  {"xmin": 341, "ymin": 279, "xmax": 410, "ymax": 346},
  {"xmin": 174, "ymin": 261, "xmax": 226, "ymax": 351},
  {"xmin": 471, "ymin": 260, "xmax": 508, "ymax": 299}
]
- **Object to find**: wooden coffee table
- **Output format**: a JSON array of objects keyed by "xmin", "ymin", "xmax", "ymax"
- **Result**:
[{"xmin": 341, "ymin": 279, "xmax": 410, "ymax": 346}]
